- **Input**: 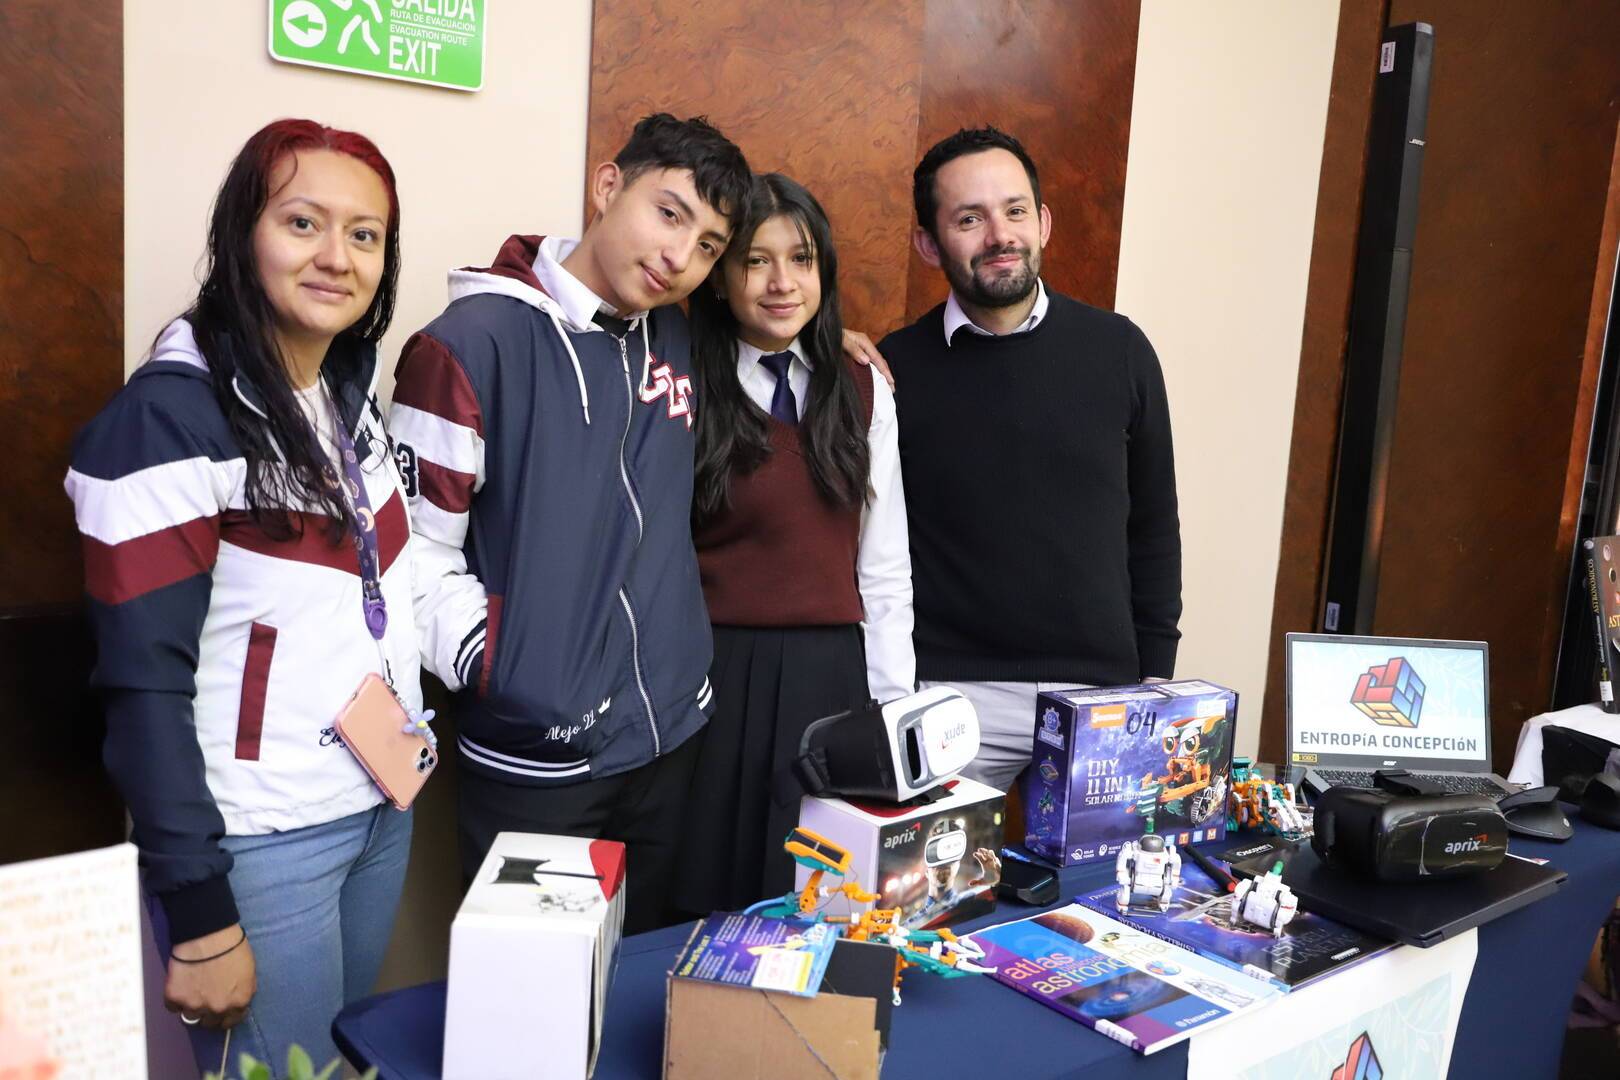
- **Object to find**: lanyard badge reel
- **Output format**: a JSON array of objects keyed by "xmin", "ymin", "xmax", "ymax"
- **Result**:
[{"xmin": 324, "ymin": 388, "xmax": 438, "ymax": 808}]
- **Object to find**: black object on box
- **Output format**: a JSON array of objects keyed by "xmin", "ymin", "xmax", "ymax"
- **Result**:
[
  {"xmin": 1312, "ymin": 786, "xmax": 1506, "ymax": 881},
  {"xmin": 996, "ymin": 854, "xmax": 1060, "ymax": 907},
  {"xmin": 1542, "ymin": 724, "xmax": 1620, "ymax": 803},
  {"xmin": 821, "ymin": 939, "xmax": 897, "ymax": 1048},
  {"xmin": 1581, "ymin": 773, "xmax": 1620, "ymax": 830}
]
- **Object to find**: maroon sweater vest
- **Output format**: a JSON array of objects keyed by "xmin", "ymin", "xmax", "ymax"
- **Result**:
[{"xmin": 696, "ymin": 361, "xmax": 875, "ymax": 626}]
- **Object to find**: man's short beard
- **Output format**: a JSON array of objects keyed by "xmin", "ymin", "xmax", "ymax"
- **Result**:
[{"xmin": 944, "ymin": 245, "xmax": 1041, "ymax": 309}]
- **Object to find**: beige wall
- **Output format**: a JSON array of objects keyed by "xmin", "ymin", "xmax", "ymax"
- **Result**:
[
  {"xmin": 1116, "ymin": 0, "xmax": 1341, "ymax": 759},
  {"xmin": 124, "ymin": 0, "xmax": 593, "ymax": 402}
]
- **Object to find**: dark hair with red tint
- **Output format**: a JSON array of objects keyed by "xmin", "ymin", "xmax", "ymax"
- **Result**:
[{"xmin": 183, "ymin": 118, "xmax": 402, "ymax": 539}]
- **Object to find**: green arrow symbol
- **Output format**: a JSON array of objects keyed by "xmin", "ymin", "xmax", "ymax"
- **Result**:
[{"xmin": 289, "ymin": 14, "xmax": 320, "ymax": 34}]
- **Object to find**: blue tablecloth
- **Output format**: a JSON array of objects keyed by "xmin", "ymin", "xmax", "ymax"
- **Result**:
[{"xmin": 334, "ymin": 820, "xmax": 1620, "ymax": 1079}]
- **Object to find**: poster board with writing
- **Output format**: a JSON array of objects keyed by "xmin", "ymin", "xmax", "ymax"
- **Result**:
[{"xmin": 0, "ymin": 844, "xmax": 146, "ymax": 1079}]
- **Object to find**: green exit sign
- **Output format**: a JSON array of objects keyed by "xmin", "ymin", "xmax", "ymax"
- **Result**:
[{"xmin": 269, "ymin": 0, "xmax": 486, "ymax": 92}]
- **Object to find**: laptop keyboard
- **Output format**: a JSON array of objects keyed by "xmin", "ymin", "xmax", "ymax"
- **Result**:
[{"xmin": 1315, "ymin": 769, "xmax": 1508, "ymax": 799}]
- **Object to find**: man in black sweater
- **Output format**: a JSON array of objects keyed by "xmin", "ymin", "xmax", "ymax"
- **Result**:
[{"xmin": 881, "ymin": 126, "xmax": 1182, "ymax": 794}]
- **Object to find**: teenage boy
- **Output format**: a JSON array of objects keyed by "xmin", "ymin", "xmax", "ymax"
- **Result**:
[
  {"xmin": 390, "ymin": 114, "xmax": 751, "ymax": 932},
  {"xmin": 880, "ymin": 126, "xmax": 1183, "ymax": 795}
]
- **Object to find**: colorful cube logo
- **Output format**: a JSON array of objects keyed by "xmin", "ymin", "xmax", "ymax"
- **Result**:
[
  {"xmin": 1330, "ymin": 1032, "xmax": 1383, "ymax": 1080},
  {"xmin": 1350, "ymin": 657, "xmax": 1425, "ymax": 728}
]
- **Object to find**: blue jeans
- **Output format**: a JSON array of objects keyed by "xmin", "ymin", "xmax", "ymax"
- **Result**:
[{"xmin": 155, "ymin": 803, "xmax": 412, "ymax": 1079}]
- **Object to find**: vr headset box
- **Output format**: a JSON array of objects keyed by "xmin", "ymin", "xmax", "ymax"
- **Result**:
[
  {"xmin": 444, "ymin": 832, "xmax": 625, "ymax": 1080},
  {"xmin": 796, "ymin": 776, "xmax": 1004, "ymax": 931},
  {"xmin": 1023, "ymin": 681, "xmax": 1237, "ymax": 867}
]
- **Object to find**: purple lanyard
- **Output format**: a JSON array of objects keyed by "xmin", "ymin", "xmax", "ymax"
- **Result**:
[{"xmin": 326, "ymin": 388, "xmax": 389, "ymax": 641}]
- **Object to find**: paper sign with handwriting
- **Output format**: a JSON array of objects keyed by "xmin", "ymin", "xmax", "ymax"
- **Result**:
[{"xmin": 0, "ymin": 844, "xmax": 146, "ymax": 1078}]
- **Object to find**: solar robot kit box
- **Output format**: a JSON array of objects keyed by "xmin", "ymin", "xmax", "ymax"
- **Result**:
[{"xmin": 1023, "ymin": 681, "xmax": 1237, "ymax": 867}]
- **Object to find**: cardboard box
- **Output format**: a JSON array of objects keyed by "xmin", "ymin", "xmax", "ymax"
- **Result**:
[
  {"xmin": 796, "ymin": 777, "xmax": 1004, "ymax": 930},
  {"xmin": 1023, "ymin": 680, "xmax": 1237, "ymax": 866},
  {"xmin": 443, "ymin": 832, "xmax": 625, "ymax": 1079},
  {"xmin": 664, "ymin": 925, "xmax": 894, "ymax": 1080}
]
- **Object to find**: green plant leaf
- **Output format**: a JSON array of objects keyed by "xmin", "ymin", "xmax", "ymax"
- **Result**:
[
  {"xmin": 313, "ymin": 1056, "xmax": 342, "ymax": 1080},
  {"xmin": 287, "ymin": 1044, "xmax": 315, "ymax": 1080},
  {"xmin": 360, "ymin": 1069, "xmax": 379, "ymax": 1080},
  {"xmin": 239, "ymin": 1052, "xmax": 267, "ymax": 1080}
]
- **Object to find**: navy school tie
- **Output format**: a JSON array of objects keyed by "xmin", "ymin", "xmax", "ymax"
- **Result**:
[{"xmin": 758, "ymin": 351, "xmax": 799, "ymax": 425}]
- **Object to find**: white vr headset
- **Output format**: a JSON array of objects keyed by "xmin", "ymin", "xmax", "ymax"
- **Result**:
[
  {"xmin": 785, "ymin": 686, "xmax": 981, "ymax": 804},
  {"xmin": 924, "ymin": 824, "xmax": 969, "ymax": 867}
]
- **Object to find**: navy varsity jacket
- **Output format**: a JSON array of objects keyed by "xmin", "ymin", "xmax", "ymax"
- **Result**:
[{"xmin": 390, "ymin": 235, "xmax": 713, "ymax": 785}]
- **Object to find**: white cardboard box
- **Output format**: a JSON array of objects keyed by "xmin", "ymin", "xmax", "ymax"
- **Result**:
[
  {"xmin": 795, "ymin": 777, "xmax": 1005, "ymax": 931},
  {"xmin": 443, "ymin": 832, "xmax": 626, "ymax": 1079}
]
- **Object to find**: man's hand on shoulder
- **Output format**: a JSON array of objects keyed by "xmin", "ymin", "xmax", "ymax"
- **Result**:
[{"xmin": 842, "ymin": 329, "xmax": 895, "ymax": 389}]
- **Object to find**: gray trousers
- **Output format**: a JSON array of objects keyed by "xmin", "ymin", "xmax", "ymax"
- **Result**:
[{"xmin": 922, "ymin": 679, "xmax": 1093, "ymax": 794}]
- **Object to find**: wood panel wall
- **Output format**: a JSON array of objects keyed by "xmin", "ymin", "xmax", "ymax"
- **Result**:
[
  {"xmin": 1374, "ymin": 0, "xmax": 1620, "ymax": 760},
  {"xmin": 1263, "ymin": 1, "xmax": 1620, "ymax": 766},
  {"xmin": 0, "ymin": 2, "xmax": 123, "ymax": 610},
  {"xmin": 906, "ymin": 0, "xmax": 1138, "ymax": 319},
  {"xmin": 0, "ymin": 1, "xmax": 125, "ymax": 859},
  {"xmin": 586, "ymin": 0, "xmax": 1141, "ymax": 339}
]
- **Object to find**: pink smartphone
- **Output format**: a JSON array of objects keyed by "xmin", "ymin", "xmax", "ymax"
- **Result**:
[{"xmin": 334, "ymin": 673, "xmax": 437, "ymax": 810}]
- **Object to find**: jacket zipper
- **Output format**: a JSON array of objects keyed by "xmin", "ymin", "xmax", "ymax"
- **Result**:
[{"xmin": 615, "ymin": 333, "xmax": 660, "ymax": 754}]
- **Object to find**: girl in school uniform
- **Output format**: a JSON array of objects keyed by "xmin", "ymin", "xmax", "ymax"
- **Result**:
[{"xmin": 675, "ymin": 173, "xmax": 915, "ymax": 913}]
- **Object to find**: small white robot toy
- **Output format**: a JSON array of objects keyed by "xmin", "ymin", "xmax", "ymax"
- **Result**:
[
  {"xmin": 1114, "ymin": 833, "xmax": 1181, "ymax": 913},
  {"xmin": 1229, "ymin": 861, "xmax": 1299, "ymax": 937}
]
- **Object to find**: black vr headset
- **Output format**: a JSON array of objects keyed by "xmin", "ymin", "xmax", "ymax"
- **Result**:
[
  {"xmin": 1311, "ymin": 786, "xmax": 1507, "ymax": 881},
  {"xmin": 783, "ymin": 686, "xmax": 981, "ymax": 805}
]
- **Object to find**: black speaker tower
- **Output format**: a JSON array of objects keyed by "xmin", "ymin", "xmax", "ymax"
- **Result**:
[{"xmin": 1320, "ymin": 22, "xmax": 1435, "ymax": 635}]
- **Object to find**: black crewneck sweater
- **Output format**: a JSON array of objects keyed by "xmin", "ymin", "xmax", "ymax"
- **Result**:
[{"xmin": 881, "ymin": 291, "xmax": 1181, "ymax": 685}]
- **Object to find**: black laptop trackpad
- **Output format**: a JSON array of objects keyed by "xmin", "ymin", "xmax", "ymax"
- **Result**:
[{"xmin": 1278, "ymin": 845, "xmax": 1567, "ymax": 948}]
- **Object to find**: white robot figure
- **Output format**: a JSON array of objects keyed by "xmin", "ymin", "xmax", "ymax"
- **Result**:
[
  {"xmin": 1258, "ymin": 782, "xmax": 1308, "ymax": 837},
  {"xmin": 1114, "ymin": 833, "xmax": 1182, "ymax": 913},
  {"xmin": 1229, "ymin": 862, "xmax": 1299, "ymax": 937}
]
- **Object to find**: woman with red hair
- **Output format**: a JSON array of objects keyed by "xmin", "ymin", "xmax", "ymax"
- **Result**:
[{"xmin": 65, "ymin": 119, "xmax": 425, "ymax": 1072}]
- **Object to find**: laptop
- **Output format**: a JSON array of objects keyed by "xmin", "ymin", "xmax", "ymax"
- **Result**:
[
  {"xmin": 1285, "ymin": 633, "xmax": 1518, "ymax": 800},
  {"xmin": 1274, "ymin": 843, "xmax": 1565, "ymax": 948}
]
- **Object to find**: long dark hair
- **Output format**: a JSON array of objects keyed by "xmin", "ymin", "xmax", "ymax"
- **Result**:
[
  {"xmin": 690, "ymin": 174, "xmax": 869, "ymax": 523},
  {"xmin": 182, "ymin": 118, "xmax": 401, "ymax": 540}
]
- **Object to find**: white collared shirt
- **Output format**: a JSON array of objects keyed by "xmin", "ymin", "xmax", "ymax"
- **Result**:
[
  {"xmin": 532, "ymin": 236, "xmax": 646, "ymax": 331},
  {"xmin": 734, "ymin": 337, "xmax": 916, "ymax": 701},
  {"xmin": 942, "ymin": 279, "xmax": 1049, "ymax": 345}
]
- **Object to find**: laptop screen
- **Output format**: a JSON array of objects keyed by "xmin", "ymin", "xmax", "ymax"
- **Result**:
[{"xmin": 1286, "ymin": 633, "xmax": 1491, "ymax": 773}]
